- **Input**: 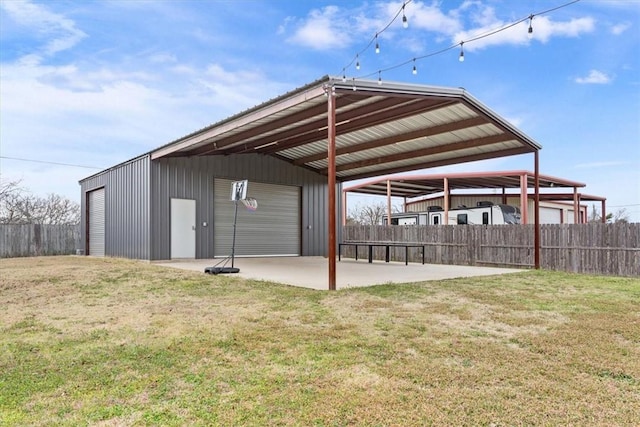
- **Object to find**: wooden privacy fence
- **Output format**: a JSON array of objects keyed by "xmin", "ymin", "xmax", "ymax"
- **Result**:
[
  {"xmin": 341, "ymin": 223, "xmax": 640, "ymax": 277},
  {"xmin": 0, "ymin": 224, "xmax": 81, "ymax": 258}
]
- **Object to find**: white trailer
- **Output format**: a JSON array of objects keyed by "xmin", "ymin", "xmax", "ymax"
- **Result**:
[{"xmin": 383, "ymin": 202, "xmax": 521, "ymax": 225}]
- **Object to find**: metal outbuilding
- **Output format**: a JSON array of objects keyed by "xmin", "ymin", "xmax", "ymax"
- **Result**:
[{"xmin": 79, "ymin": 76, "xmax": 543, "ymax": 290}]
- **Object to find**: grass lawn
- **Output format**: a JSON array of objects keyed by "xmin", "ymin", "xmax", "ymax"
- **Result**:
[{"xmin": 1, "ymin": 256, "xmax": 639, "ymax": 426}]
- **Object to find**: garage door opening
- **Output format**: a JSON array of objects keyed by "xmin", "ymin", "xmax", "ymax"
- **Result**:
[{"xmin": 214, "ymin": 178, "xmax": 300, "ymax": 257}]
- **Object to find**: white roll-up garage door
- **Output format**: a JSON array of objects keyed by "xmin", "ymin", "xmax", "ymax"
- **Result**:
[
  {"xmin": 539, "ymin": 207, "xmax": 562, "ymax": 224},
  {"xmin": 88, "ymin": 188, "xmax": 105, "ymax": 257},
  {"xmin": 214, "ymin": 179, "xmax": 300, "ymax": 256}
]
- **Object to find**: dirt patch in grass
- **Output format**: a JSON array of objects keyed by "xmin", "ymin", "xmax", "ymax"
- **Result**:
[{"xmin": 1, "ymin": 257, "xmax": 639, "ymax": 425}]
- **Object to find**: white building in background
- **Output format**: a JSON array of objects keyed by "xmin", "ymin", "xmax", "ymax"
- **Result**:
[{"xmin": 343, "ymin": 170, "xmax": 607, "ymax": 225}]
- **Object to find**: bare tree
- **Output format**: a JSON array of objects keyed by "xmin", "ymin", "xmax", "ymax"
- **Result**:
[
  {"xmin": 610, "ymin": 208, "xmax": 630, "ymax": 223},
  {"xmin": 589, "ymin": 204, "xmax": 629, "ymax": 224},
  {"xmin": 348, "ymin": 202, "xmax": 401, "ymax": 225},
  {"xmin": 0, "ymin": 176, "xmax": 80, "ymax": 224},
  {"xmin": 0, "ymin": 177, "xmax": 25, "ymax": 224}
]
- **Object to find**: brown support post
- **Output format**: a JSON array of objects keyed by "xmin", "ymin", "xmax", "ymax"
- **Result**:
[
  {"xmin": 520, "ymin": 173, "xmax": 528, "ymax": 225},
  {"xmin": 534, "ymin": 151, "xmax": 540, "ymax": 269},
  {"xmin": 443, "ymin": 178, "xmax": 450, "ymax": 224},
  {"xmin": 602, "ymin": 200, "xmax": 607, "ymax": 223},
  {"xmin": 387, "ymin": 180, "xmax": 392, "ymax": 226},
  {"xmin": 327, "ymin": 86, "xmax": 337, "ymax": 290},
  {"xmin": 501, "ymin": 187, "xmax": 507, "ymax": 205},
  {"xmin": 573, "ymin": 187, "xmax": 579, "ymax": 224},
  {"xmin": 341, "ymin": 190, "xmax": 347, "ymax": 226}
]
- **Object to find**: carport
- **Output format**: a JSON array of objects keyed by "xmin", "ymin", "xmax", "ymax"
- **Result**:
[
  {"xmin": 343, "ymin": 170, "xmax": 604, "ymax": 225},
  {"xmin": 151, "ymin": 76, "xmax": 542, "ymax": 290}
]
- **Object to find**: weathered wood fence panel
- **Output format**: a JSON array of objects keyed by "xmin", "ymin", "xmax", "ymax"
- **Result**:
[
  {"xmin": 342, "ymin": 223, "xmax": 639, "ymax": 277},
  {"xmin": 0, "ymin": 224, "xmax": 81, "ymax": 258}
]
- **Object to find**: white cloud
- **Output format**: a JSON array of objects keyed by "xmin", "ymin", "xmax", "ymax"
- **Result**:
[
  {"xmin": 0, "ymin": 0, "xmax": 86, "ymax": 62},
  {"xmin": 407, "ymin": 1, "xmax": 462, "ymax": 35},
  {"xmin": 531, "ymin": 16, "xmax": 595, "ymax": 42},
  {"xmin": 286, "ymin": 6, "xmax": 351, "ymax": 50},
  {"xmin": 452, "ymin": 10, "xmax": 595, "ymax": 51},
  {"xmin": 149, "ymin": 53, "xmax": 178, "ymax": 64},
  {"xmin": 575, "ymin": 70, "xmax": 612, "ymax": 84},
  {"xmin": 611, "ymin": 22, "xmax": 631, "ymax": 35}
]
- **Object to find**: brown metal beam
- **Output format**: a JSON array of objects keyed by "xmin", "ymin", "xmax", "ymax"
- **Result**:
[
  {"xmin": 294, "ymin": 115, "xmax": 487, "ymax": 167},
  {"xmin": 340, "ymin": 146, "xmax": 532, "ymax": 181},
  {"xmin": 465, "ymin": 101, "xmax": 540, "ymax": 152},
  {"xmin": 185, "ymin": 95, "xmax": 368, "ymax": 156},
  {"xmin": 258, "ymin": 98, "xmax": 452, "ymax": 156},
  {"xmin": 151, "ymin": 84, "xmax": 328, "ymax": 159},
  {"xmin": 331, "ymin": 133, "xmax": 515, "ymax": 174},
  {"xmin": 216, "ymin": 97, "xmax": 409, "ymax": 156}
]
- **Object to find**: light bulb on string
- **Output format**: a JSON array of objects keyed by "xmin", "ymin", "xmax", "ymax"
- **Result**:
[
  {"xmin": 378, "ymin": 71, "xmax": 382, "ymax": 86},
  {"xmin": 342, "ymin": 69, "xmax": 347, "ymax": 82},
  {"xmin": 459, "ymin": 42, "xmax": 465, "ymax": 62},
  {"xmin": 412, "ymin": 58, "xmax": 417, "ymax": 75},
  {"xmin": 402, "ymin": 4, "xmax": 408, "ymax": 28},
  {"xmin": 528, "ymin": 15, "xmax": 534, "ymax": 38},
  {"xmin": 352, "ymin": 78, "xmax": 357, "ymax": 91},
  {"xmin": 356, "ymin": 54, "xmax": 360, "ymax": 70},
  {"xmin": 375, "ymin": 34, "xmax": 380, "ymax": 54}
]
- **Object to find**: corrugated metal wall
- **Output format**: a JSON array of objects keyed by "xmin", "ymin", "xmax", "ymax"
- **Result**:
[
  {"xmin": 150, "ymin": 154, "xmax": 332, "ymax": 260},
  {"xmin": 79, "ymin": 155, "xmax": 151, "ymax": 259},
  {"xmin": 213, "ymin": 178, "xmax": 301, "ymax": 256}
]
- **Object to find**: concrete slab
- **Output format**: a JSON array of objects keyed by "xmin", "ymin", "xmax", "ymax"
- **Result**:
[{"xmin": 155, "ymin": 257, "xmax": 523, "ymax": 290}]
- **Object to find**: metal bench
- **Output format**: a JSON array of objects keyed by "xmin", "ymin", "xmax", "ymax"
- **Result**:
[{"xmin": 338, "ymin": 242, "xmax": 425, "ymax": 265}]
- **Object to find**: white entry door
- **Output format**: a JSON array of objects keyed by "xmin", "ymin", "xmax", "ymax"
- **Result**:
[{"xmin": 171, "ymin": 198, "xmax": 196, "ymax": 259}]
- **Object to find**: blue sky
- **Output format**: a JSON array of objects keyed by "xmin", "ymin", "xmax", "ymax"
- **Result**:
[{"xmin": 1, "ymin": 0, "xmax": 639, "ymax": 221}]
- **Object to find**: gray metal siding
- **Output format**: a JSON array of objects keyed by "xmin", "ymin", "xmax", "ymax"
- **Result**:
[
  {"xmin": 150, "ymin": 154, "xmax": 330, "ymax": 260},
  {"xmin": 79, "ymin": 155, "xmax": 151, "ymax": 259}
]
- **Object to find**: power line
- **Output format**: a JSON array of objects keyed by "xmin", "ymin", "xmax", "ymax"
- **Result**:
[
  {"xmin": 0, "ymin": 155, "xmax": 103, "ymax": 170},
  {"xmin": 339, "ymin": 0, "xmax": 582, "ymax": 81},
  {"xmin": 608, "ymin": 204, "xmax": 640, "ymax": 208}
]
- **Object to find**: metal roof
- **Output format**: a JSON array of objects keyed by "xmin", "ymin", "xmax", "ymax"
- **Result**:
[
  {"xmin": 151, "ymin": 76, "xmax": 541, "ymax": 182},
  {"xmin": 343, "ymin": 170, "xmax": 587, "ymax": 199}
]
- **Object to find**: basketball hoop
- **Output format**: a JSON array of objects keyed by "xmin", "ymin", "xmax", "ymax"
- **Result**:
[
  {"xmin": 206, "ymin": 180, "xmax": 255, "ymax": 275},
  {"xmin": 241, "ymin": 197, "xmax": 258, "ymax": 211}
]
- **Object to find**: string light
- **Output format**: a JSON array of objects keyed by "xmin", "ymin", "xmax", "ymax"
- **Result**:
[
  {"xmin": 378, "ymin": 71, "xmax": 382, "ymax": 85},
  {"xmin": 339, "ymin": 0, "xmax": 414, "ymax": 76},
  {"xmin": 342, "ymin": 68, "xmax": 347, "ymax": 82},
  {"xmin": 338, "ymin": 0, "xmax": 581, "ymax": 80},
  {"xmin": 352, "ymin": 78, "xmax": 357, "ymax": 91},
  {"xmin": 402, "ymin": 3, "xmax": 408, "ymax": 29}
]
